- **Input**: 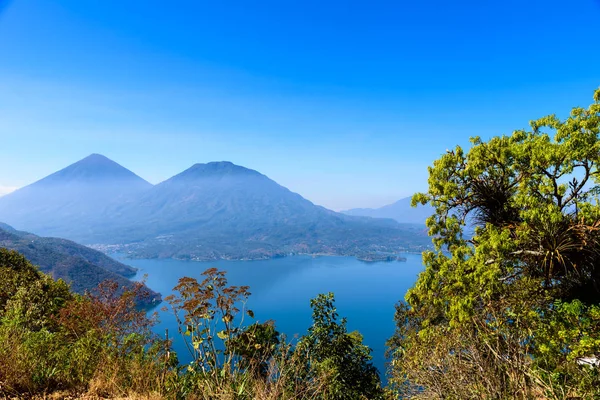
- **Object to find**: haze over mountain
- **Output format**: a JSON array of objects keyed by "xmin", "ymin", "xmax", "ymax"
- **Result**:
[
  {"xmin": 342, "ymin": 197, "xmax": 433, "ymax": 225},
  {"xmin": 0, "ymin": 155, "xmax": 431, "ymax": 260},
  {"xmin": 0, "ymin": 223, "xmax": 160, "ymax": 304},
  {"xmin": 0, "ymin": 154, "xmax": 152, "ymax": 238}
]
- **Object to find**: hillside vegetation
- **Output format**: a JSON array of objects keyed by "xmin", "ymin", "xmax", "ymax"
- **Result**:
[
  {"xmin": 0, "ymin": 224, "xmax": 160, "ymax": 305},
  {"xmin": 0, "ymin": 248, "xmax": 383, "ymax": 399}
]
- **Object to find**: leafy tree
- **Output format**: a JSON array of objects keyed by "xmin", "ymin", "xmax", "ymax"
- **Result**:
[
  {"xmin": 388, "ymin": 88, "xmax": 600, "ymax": 398},
  {"xmin": 297, "ymin": 292, "xmax": 383, "ymax": 400}
]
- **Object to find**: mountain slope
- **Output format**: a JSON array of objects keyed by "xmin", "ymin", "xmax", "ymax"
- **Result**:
[
  {"xmin": 110, "ymin": 161, "xmax": 330, "ymax": 237},
  {"xmin": 1, "ymin": 156, "xmax": 431, "ymax": 260},
  {"xmin": 89, "ymin": 162, "xmax": 431, "ymax": 260},
  {"xmin": 343, "ymin": 197, "xmax": 433, "ymax": 225},
  {"xmin": 0, "ymin": 223, "xmax": 160, "ymax": 303},
  {"xmin": 0, "ymin": 154, "xmax": 152, "ymax": 238}
]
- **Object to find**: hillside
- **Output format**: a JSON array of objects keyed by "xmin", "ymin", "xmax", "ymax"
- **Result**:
[
  {"xmin": 0, "ymin": 223, "xmax": 160, "ymax": 303},
  {"xmin": 343, "ymin": 196, "xmax": 433, "ymax": 224}
]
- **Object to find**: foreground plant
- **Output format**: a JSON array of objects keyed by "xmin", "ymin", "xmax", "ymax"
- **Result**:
[
  {"xmin": 0, "ymin": 249, "xmax": 173, "ymax": 397},
  {"xmin": 388, "ymin": 87, "xmax": 600, "ymax": 399},
  {"xmin": 165, "ymin": 270, "xmax": 383, "ymax": 399},
  {"xmin": 296, "ymin": 293, "xmax": 384, "ymax": 400}
]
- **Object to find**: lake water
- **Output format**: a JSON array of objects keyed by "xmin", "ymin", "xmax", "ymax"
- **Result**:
[{"xmin": 115, "ymin": 254, "xmax": 424, "ymax": 379}]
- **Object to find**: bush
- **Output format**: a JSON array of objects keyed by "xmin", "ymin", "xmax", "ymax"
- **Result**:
[{"xmin": 0, "ymin": 248, "xmax": 171, "ymax": 397}]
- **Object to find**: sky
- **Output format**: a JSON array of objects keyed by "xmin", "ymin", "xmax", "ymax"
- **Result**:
[{"xmin": 0, "ymin": 0, "xmax": 599, "ymax": 210}]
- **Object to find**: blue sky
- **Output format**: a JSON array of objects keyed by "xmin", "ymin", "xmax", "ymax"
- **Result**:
[{"xmin": 0, "ymin": 0, "xmax": 599, "ymax": 210}]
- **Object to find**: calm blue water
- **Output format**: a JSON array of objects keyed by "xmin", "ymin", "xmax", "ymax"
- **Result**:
[{"xmin": 113, "ymin": 254, "xmax": 424, "ymax": 379}]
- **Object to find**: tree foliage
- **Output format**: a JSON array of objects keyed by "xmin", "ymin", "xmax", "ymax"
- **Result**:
[
  {"xmin": 389, "ymin": 87, "xmax": 600, "ymax": 399},
  {"xmin": 296, "ymin": 292, "xmax": 383, "ymax": 400},
  {"xmin": 0, "ymin": 248, "xmax": 72, "ymax": 331}
]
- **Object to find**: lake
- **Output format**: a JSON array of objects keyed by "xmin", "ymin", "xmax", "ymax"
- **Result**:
[{"xmin": 114, "ymin": 253, "xmax": 424, "ymax": 379}]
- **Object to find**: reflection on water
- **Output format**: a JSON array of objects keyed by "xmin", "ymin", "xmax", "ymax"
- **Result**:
[{"xmin": 113, "ymin": 254, "xmax": 424, "ymax": 379}]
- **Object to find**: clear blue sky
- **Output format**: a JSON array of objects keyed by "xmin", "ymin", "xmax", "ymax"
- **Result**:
[{"xmin": 0, "ymin": 0, "xmax": 599, "ymax": 210}]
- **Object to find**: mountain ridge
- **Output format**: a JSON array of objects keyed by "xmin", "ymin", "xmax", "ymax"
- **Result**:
[
  {"xmin": 0, "ymin": 155, "xmax": 432, "ymax": 260},
  {"xmin": 0, "ymin": 154, "xmax": 153, "ymax": 238},
  {"xmin": 34, "ymin": 153, "xmax": 151, "ymax": 185}
]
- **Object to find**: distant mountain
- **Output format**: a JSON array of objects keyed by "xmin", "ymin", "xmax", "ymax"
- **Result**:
[
  {"xmin": 108, "ymin": 161, "xmax": 336, "ymax": 240},
  {"xmin": 89, "ymin": 161, "xmax": 431, "ymax": 260},
  {"xmin": 0, "ymin": 154, "xmax": 152, "ymax": 238},
  {"xmin": 0, "ymin": 223, "xmax": 160, "ymax": 304},
  {"xmin": 342, "ymin": 197, "xmax": 433, "ymax": 225},
  {"xmin": 1, "ymin": 156, "xmax": 432, "ymax": 261}
]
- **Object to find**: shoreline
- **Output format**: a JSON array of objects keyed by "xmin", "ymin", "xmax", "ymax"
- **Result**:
[{"xmin": 106, "ymin": 249, "xmax": 426, "ymax": 264}]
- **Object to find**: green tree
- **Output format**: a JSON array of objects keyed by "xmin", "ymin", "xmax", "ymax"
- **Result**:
[
  {"xmin": 297, "ymin": 292, "xmax": 383, "ymax": 400},
  {"xmin": 388, "ymin": 87, "xmax": 600, "ymax": 399}
]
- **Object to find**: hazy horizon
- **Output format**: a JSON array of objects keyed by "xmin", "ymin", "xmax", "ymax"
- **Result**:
[{"xmin": 1, "ymin": 1, "xmax": 599, "ymax": 210}]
